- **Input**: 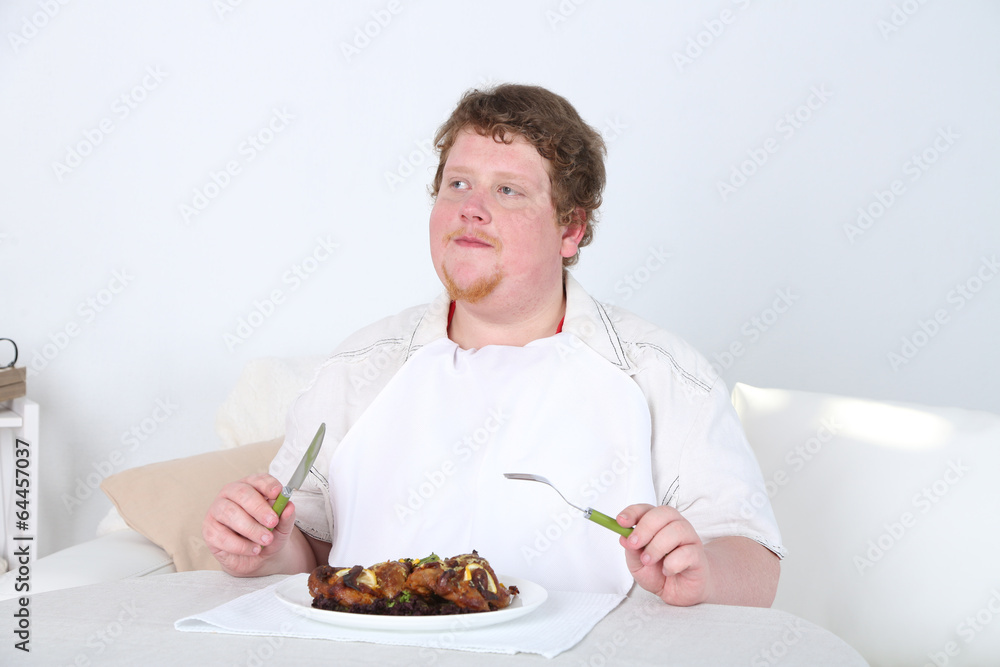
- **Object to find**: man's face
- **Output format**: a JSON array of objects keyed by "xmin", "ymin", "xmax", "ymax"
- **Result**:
[{"xmin": 429, "ymin": 129, "xmax": 581, "ymax": 305}]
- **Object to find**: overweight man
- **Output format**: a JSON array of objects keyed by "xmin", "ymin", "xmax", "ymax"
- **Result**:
[{"xmin": 204, "ymin": 84, "xmax": 784, "ymax": 607}]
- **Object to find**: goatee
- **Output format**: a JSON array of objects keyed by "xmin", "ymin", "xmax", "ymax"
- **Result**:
[{"xmin": 442, "ymin": 265, "xmax": 504, "ymax": 303}]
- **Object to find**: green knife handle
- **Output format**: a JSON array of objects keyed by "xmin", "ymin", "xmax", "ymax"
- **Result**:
[
  {"xmin": 587, "ymin": 508, "xmax": 634, "ymax": 537},
  {"xmin": 270, "ymin": 486, "xmax": 292, "ymax": 530}
]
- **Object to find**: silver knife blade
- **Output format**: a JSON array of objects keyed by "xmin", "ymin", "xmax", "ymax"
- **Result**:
[
  {"xmin": 288, "ymin": 422, "xmax": 326, "ymax": 490},
  {"xmin": 272, "ymin": 422, "xmax": 326, "ymax": 518}
]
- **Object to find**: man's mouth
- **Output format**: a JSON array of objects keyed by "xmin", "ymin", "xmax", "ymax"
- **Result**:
[
  {"xmin": 455, "ymin": 236, "xmax": 493, "ymax": 248},
  {"xmin": 447, "ymin": 230, "xmax": 498, "ymax": 250}
]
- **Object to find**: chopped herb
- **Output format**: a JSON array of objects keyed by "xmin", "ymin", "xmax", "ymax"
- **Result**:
[{"xmin": 385, "ymin": 590, "xmax": 412, "ymax": 608}]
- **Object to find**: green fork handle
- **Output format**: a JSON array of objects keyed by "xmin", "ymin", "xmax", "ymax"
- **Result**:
[{"xmin": 586, "ymin": 508, "xmax": 634, "ymax": 537}]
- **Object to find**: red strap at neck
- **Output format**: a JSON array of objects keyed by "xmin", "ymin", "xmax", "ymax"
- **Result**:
[{"xmin": 447, "ymin": 301, "xmax": 564, "ymax": 334}]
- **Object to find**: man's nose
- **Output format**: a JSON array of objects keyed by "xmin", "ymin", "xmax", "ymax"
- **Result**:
[{"xmin": 460, "ymin": 189, "xmax": 491, "ymax": 224}]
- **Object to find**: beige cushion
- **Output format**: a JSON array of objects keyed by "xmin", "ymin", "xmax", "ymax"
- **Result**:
[
  {"xmin": 214, "ymin": 356, "xmax": 325, "ymax": 449},
  {"xmin": 100, "ymin": 438, "xmax": 283, "ymax": 571}
]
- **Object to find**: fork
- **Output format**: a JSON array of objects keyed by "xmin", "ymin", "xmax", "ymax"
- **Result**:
[{"xmin": 503, "ymin": 473, "xmax": 634, "ymax": 537}]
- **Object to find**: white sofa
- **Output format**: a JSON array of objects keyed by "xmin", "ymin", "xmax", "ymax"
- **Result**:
[{"xmin": 7, "ymin": 358, "xmax": 1000, "ymax": 666}]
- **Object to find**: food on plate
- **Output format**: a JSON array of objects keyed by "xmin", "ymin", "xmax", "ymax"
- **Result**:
[{"xmin": 308, "ymin": 551, "xmax": 519, "ymax": 616}]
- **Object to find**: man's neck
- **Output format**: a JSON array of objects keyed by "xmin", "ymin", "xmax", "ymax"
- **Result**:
[{"xmin": 448, "ymin": 281, "xmax": 566, "ymax": 349}]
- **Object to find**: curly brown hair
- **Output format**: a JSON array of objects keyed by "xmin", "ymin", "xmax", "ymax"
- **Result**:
[{"xmin": 430, "ymin": 84, "xmax": 607, "ymax": 267}]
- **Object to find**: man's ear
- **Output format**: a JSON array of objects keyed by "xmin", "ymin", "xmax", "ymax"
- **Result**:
[{"xmin": 560, "ymin": 208, "xmax": 587, "ymax": 258}]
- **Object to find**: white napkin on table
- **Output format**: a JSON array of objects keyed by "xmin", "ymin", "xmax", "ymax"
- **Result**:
[{"xmin": 175, "ymin": 575, "xmax": 625, "ymax": 659}]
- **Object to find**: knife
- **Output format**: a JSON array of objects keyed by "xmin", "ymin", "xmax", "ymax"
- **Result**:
[{"xmin": 270, "ymin": 423, "xmax": 326, "ymax": 525}]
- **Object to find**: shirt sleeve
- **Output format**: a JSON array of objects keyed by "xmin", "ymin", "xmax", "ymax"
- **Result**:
[
  {"xmin": 265, "ymin": 325, "xmax": 415, "ymax": 546},
  {"xmin": 674, "ymin": 379, "xmax": 787, "ymax": 558},
  {"xmin": 268, "ymin": 367, "xmax": 338, "ymax": 544}
]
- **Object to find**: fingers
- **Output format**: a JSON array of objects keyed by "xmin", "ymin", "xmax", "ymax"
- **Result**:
[
  {"xmin": 615, "ymin": 503, "xmax": 655, "ymax": 530},
  {"xmin": 272, "ymin": 500, "xmax": 298, "ymax": 539},
  {"xmin": 618, "ymin": 504, "xmax": 701, "ymax": 567},
  {"xmin": 237, "ymin": 473, "xmax": 285, "ymax": 525},
  {"xmin": 660, "ymin": 543, "xmax": 703, "ymax": 577},
  {"xmin": 616, "ymin": 504, "xmax": 711, "ymax": 606},
  {"xmin": 203, "ymin": 474, "xmax": 287, "ymax": 560}
]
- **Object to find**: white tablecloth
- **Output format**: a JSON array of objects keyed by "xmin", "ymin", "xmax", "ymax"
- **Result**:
[
  {"xmin": 176, "ymin": 572, "xmax": 626, "ymax": 658},
  {"xmin": 0, "ymin": 571, "xmax": 868, "ymax": 666}
]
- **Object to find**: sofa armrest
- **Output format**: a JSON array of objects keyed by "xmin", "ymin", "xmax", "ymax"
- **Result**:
[
  {"xmin": 733, "ymin": 383, "xmax": 1000, "ymax": 666},
  {"xmin": 0, "ymin": 529, "xmax": 175, "ymax": 601}
]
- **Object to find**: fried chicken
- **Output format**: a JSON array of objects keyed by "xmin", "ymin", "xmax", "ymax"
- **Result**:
[
  {"xmin": 308, "ymin": 559, "xmax": 412, "ymax": 607},
  {"xmin": 309, "ymin": 551, "xmax": 519, "ymax": 615},
  {"xmin": 405, "ymin": 552, "xmax": 516, "ymax": 612}
]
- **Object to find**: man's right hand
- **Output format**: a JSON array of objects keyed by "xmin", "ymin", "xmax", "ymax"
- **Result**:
[{"xmin": 203, "ymin": 473, "xmax": 305, "ymax": 577}]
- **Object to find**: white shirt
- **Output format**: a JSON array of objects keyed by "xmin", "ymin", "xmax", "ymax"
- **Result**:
[{"xmin": 270, "ymin": 273, "xmax": 786, "ymax": 560}]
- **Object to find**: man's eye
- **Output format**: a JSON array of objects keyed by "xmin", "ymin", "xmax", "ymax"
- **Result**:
[
  {"xmin": 450, "ymin": 180, "xmax": 468, "ymax": 190},
  {"xmin": 499, "ymin": 186, "xmax": 518, "ymax": 196}
]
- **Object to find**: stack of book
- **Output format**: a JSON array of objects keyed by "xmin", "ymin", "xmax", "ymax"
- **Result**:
[{"xmin": 0, "ymin": 366, "xmax": 26, "ymax": 402}]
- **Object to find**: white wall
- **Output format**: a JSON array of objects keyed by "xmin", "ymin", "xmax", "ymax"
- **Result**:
[{"xmin": 1, "ymin": 0, "xmax": 997, "ymax": 556}]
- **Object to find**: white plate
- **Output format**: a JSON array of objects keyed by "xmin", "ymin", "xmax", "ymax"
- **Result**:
[{"xmin": 274, "ymin": 573, "xmax": 547, "ymax": 632}]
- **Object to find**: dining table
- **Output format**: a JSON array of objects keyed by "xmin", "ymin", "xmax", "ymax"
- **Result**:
[{"xmin": 0, "ymin": 570, "xmax": 868, "ymax": 665}]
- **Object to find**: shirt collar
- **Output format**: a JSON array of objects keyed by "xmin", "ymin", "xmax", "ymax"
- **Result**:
[
  {"xmin": 406, "ymin": 272, "xmax": 630, "ymax": 372},
  {"xmin": 406, "ymin": 290, "xmax": 452, "ymax": 357},
  {"xmin": 562, "ymin": 272, "xmax": 631, "ymax": 371}
]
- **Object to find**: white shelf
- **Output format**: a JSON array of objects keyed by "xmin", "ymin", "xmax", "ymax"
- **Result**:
[
  {"xmin": 0, "ymin": 409, "xmax": 23, "ymax": 428},
  {"xmin": 0, "ymin": 397, "xmax": 38, "ymax": 574}
]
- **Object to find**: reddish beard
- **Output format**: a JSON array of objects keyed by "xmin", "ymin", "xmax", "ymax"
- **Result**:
[
  {"xmin": 442, "ymin": 264, "xmax": 504, "ymax": 303},
  {"xmin": 441, "ymin": 229, "xmax": 504, "ymax": 303}
]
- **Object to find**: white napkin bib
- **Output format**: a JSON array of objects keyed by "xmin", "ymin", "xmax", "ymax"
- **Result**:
[{"xmin": 326, "ymin": 333, "xmax": 655, "ymax": 595}]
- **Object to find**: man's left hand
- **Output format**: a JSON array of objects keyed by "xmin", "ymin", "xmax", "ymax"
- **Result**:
[{"xmin": 616, "ymin": 504, "xmax": 712, "ymax": 607}]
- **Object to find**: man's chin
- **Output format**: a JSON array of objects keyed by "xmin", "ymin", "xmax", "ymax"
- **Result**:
[{"xmin": 442, "ymin": 268, "xmax": 504, "ymax": 304}]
